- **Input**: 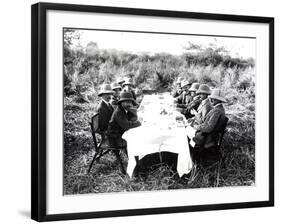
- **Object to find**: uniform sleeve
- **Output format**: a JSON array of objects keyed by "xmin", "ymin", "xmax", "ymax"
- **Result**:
[
  {"xmin": 114, "ymin": 111, "xmax": 141, "ymax": 131},
  {"xmin": 194, "ymin": 110, "xmax": 202, "ymax": 124},
  {"xmin": 188, "ymin": 97, "xmax": 201, "ymax": 110},
  {"xmin": 201, "ymin": 103, "xmax": 212, "ymax": 122},
  {"xmin": 199, "ymin": 109, "xmax": 221, "ymax": 133},
  {"xmin": 176, "ymin": 93, "xmax": 188, "ymax": 108},
  {"xmin": 127, "ymin": 108, "xmax": 138, "ymax": 121},
  {"xmin": 175, "ymin": 94, "xmax": 183, "ymax": 104}
]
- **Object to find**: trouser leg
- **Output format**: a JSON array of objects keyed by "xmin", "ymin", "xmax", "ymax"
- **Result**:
[{"xmin": 113, "ymin": 150, "xmax": 126, "ymax": 174}]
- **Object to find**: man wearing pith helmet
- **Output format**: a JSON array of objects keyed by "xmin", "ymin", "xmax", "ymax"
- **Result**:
[
  {"xmin": 190, "ymin": 84, "xmax": 212, "ymax": 125},
  {"xmin": 96, "ymin": 84, "xmax": 115, "ymax": 132},
  {"xmin": 190, "ymin": 88, "xmax": 228, "ymax": 164},
  {"xmin": 175, "ymin": 80, "xmax": 191, "ymax": 106},
  {"xmin": 185, "ymin": 82, "xmax": 201, "ymax": 119},
  {"xmin": 121, "ymin": 77, "xmax": 136, "ymax": 100},
  {"xmin": 117, "ymin": 77, "xmax": 125, "ymax": 86},
  {"xmin": 107, "ymin": 92, "xmax": 141, "ymax": 161},
  {"xmin": 181, "ymin": 79, "xmax": 193, "ymax": 101},
  {"xmin": 172, "ymin": 77, "xmax": 184, "ymax": 98},
  {"xmin": 175, "ymin": 80, "xmax": 195, "ymax": 115},
  {"xmin": 110, "ymin": 82, "xmax": 122, "ymax": 109}
]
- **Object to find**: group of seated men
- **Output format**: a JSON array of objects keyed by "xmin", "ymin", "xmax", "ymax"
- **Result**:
[
  {"xmin": 173, "ymin": 77, "xmax": 228, "ymax": 164},
  {"xmin": 96, "ymin": 77, "xmax": 141, "ymax": 152},
  {"xmin": 96, "ymin": 75, "xmax": 228, "ymax": 170}
]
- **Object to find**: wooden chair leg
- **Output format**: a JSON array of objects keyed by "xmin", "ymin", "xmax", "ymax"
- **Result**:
[
  {"xmin": 113, "ymin": 150, "xmax": 126, "ymax": 174},
  {"xmin": 96, "ymin": 149, "xmax": 110, "ymax": 161},
  {"xmin": 88, "ymin": 140, "xmax": 104, "ymax": 173},
  {"xmin": 88, "ymin": 151, "xmax": 100, "ymax": 173}
]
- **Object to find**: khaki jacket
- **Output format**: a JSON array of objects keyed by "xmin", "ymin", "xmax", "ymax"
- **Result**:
[
  {"xmin": 187, "ymin": 95, "xmax": 201, "ymax": 110},
  {"xmin": 195, "ymin": 98, "xmax": 212, "ymax": 124},
  {"xmin": 176, "ymin": 91, "xmax": 192, "ymax": 108},
  {"xmin": 197, "ymin": 103, "xmax": 226, "ymax": 148}
]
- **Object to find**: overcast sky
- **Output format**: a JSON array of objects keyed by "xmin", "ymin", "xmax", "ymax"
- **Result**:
[{"xmin": 70, "ymin": 29, "xmax": 255, "ymax": 59}]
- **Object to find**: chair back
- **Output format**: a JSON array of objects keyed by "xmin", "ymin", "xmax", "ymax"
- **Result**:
[
  {"xmin": 89, "ymin": 113, "xmax": 101, "ymax": 150},
  {"xmin": 217, "ymin": 116, "xmax": 228, "ymax": 149},
  {"xmin": 90, "ymin": 113, "xmax": 99, "ymax": 133}
]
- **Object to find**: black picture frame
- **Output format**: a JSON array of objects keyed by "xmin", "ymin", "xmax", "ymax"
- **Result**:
[{"xmin": 31, "ymin": 2, "xmax": 274, "ymax": 222}]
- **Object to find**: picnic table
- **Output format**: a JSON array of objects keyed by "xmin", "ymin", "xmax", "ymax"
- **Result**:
[{"xmin": 123, "ymin": 93, "xmax": 193, "ymax": 177}]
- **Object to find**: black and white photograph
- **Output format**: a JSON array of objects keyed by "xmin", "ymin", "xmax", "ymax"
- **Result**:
[
  {"xmin": 63, "ymin": 28, "xmax": 256, "ymax": 195},
  {"xmin": 30, "ymin": 2, "xmax": 274, "ymax": 222},
  {"xmin": 0, "ymin": 0, "xmax": 278, "ymax": 223}
]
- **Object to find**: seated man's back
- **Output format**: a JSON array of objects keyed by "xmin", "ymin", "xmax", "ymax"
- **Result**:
[
  {"xmin": 107, "ymin": 92, "xmax": 141, "ymax": 148},
  {"xmin": 97, "ymin": 100, "xmax": 114, "ymax": 132},
  {"xmin": 96, "ymin": 84, "xmax": 115, "ymax": 132}
]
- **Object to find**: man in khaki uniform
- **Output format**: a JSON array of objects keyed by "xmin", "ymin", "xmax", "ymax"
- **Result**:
[
  {"xmin": 172, "ymin": 77, "xmax": 184, "ymax": 98},
  {"xmin": 189, "ymin": 84, "xmax": 212, "ymax": 125},
  {"xmin": 190, "ymin": 89, "xmax": 227, "ymax": 165},
  {"xmin": 122, "ymin": 77, "xmax": 136, "ymax": 100},
  {"xmin": 110, "ymin": 82, "xmax": 122, "ymax": 109},
  {"xmin": 96, "ymin": 84, "xmax": 115, "ymax": 133},
  {"xmin": 107, "ymin": 92, "xmax": 141, "ymax": 150},
  {"xmin": 117, "ymin": 77, "xmax": 125, "ymax": 87},
  {"xmin": 175, "ymin": 80, "xmax": 192, "ymax": 113},
  {"xmin": 184, "ymin": 82, "xmax": 200, "ymax": 119}
]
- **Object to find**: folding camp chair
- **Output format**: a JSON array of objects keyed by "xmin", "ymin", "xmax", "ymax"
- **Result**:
[{"xmin": 88, "ymin": 113, "xmax": 127, "ymax": 174}]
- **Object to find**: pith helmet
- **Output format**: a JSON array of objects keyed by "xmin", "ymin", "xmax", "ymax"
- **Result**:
[
  {"xmin": 122, "ymin": 78, "xmax": 134, "ymax": 87},
  {"xmin": 118, "ymin": 92, "xmax": 137, "ymax": 105},
  {"xmin": 98, "ymin": 84, "xmax": 114, "ymax": 96},
  {"xmin": 196, "ymin": 84, "xmax": 211, "ymax": 95},
  {"xmin": 176, "ymin": 77, "xmax": 184, "ymax": 84},
  {"xmin": 117, "ymin": 77, "xmax": 125, "ymax": 85},
  {"xmin": 111, "ymin": 82, "xmax": 122, "ymax": 90},
  {"xmin": 181, "ymin": 80, "xmax": 191, "ymax": 88},
  {"xmin": 189, "ymin": 82, "xmax": 200, "ymax": 92},
  {"xmin": 208, "ymin": 89, "xmax": 227, "ymax": 103}
]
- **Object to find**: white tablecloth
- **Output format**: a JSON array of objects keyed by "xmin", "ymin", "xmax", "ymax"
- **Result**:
[{"xmin": 122, "ymin": 93, "xmax": 193, "ymax": 177}]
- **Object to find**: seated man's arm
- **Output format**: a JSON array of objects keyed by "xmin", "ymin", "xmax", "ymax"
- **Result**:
[
  {"xmin": 198, "ymin": 110, "xmax": 221, "ymax": 133},
  {"xmin": 127, "ymin": 108, "xmax": 138, "ymax": 121},
  {"xmin": 201, "ymin": 104, "xmax": 212, "ymax": 122},
  {"xmin": 115, "ymin": 112, "xmax": 141, "ymax": 131},
  {"xmin": 176, "ymin": 94, "xmax": 188, "ymax": 108}
]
